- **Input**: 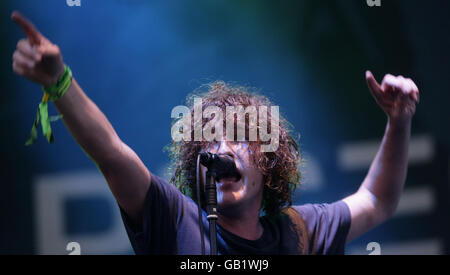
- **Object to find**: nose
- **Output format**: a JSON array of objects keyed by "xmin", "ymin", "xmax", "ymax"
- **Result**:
[{"xmin": 214, "ymin": 140, "xmax": 235, "ymax": 158}]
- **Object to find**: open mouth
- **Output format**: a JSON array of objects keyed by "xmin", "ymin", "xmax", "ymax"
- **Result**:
[
  {"xmin": 210, "ymin": 154, "xmax": 242, "ymax": 183},
  {"xmin": 201, "ymin": 153, "xmax": 242, "ymax": 183},
  {"xmin": 215, "ymin": 164, "xmax": 242, "ymax": 184}
]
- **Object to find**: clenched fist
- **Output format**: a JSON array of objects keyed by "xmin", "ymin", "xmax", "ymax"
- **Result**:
[
  {"xmin": 11, "ymin": 11, "xmax": 65, "ymax": 88},
  {"xmin": 366, "ymin": 71, "xmax": 420, "ymax": 122}
]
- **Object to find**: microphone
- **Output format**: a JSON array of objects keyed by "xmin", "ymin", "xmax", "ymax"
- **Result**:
[
  {"xmin": 199, "ymin": 152, "xmax": 241, "ymax": 182},
  {"xmin": 200, "ymin": 152, "xmax": 241, "ymax": 255}
]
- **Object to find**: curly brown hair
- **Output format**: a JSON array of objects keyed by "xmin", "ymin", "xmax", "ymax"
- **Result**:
[{"xmin": 165, "ymin": 81, "xmax": 301, "ymax": 217}]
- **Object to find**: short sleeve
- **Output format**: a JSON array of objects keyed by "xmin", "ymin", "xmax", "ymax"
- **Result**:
[
  {"xmin": 119, "ymin": 173, "xmax": 184, "ymax": 254},
  {"xmin": 293, "ymin": 201, "xmax": 351, "ymax": 255}
]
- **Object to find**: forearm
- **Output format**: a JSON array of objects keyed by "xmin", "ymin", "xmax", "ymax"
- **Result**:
[
  {"xmin": 360, "ymin": 117, "xmax": 412, "ymax": 217},
  {"xmin": 54, "ymin": 78, "xmax": 122, "ymax": 164}
]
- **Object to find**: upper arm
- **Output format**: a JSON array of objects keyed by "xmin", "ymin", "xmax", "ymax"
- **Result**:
[
  {"xmin": 97, "ymin": 141, "xmax": 151, "ymax": 225},
  {"xmin": 342, "ymin": 187, "xmax": 391, "ymax": 243}
]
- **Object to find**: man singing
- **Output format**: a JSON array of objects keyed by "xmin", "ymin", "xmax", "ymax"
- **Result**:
[{"xmin": 11, "ymin": 11, "xmax": 419, "ymax": 255}]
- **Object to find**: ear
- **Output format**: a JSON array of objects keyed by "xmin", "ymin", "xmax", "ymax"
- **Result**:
[{"xmin": 264, "ymin": 174, "xmax": 272, "ymax": 188}]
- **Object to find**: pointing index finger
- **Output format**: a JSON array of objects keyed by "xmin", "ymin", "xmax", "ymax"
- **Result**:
[{"xmin": 11, "ymin": 11, "xmax": 42, "ymax": 46}]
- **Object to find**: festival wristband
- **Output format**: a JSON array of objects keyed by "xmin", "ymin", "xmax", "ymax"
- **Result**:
[{"xmin": 25, "ymin": 65, "xmax": 72, "ymax": 146}]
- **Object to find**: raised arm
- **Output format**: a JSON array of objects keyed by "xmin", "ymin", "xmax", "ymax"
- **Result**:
[
  {"xmin": 11, "ymin": 12, "xmax": 150, "ymax": 225},
  {"xmin": 343, "ymin": 71, "xmax": 420, "ymax": 242}
]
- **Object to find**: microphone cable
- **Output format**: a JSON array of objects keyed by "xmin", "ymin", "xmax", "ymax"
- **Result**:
[{"xmin": 196, "ymin": 154, "xmax": 206, "ymax": 255}]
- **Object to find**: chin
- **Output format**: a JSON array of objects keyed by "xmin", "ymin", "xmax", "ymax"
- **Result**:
[{"xmin": 217, "ymin": 192, "xmax": 244, "ymax": 213}]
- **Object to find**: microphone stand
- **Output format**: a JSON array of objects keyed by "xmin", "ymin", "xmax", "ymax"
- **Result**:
[{"xmin": 205, "ymin": 170, "xmax": 218, "ymax": 255}]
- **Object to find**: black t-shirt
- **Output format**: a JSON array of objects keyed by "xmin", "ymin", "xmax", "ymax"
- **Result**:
[{"xmin": 120, "ymin": 173, "xmax": 351, "ymax": 255}]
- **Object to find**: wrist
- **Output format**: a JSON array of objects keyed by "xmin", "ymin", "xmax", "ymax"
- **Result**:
[
  {"xmin": 43, "ymin": 63, "xmax": 66, "ymax": 89},
  {"xmin": 387, "ymin": 116, "xmax": 412, "ymax": 131},
  {"xmin": 42, "ymin": 65, "xmax": 73, "ymax": 102}
]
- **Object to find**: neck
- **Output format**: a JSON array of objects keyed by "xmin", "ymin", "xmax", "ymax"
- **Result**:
[{"xmin": 217, "ymin": 205, "xmax": 264, "ymax": 241}]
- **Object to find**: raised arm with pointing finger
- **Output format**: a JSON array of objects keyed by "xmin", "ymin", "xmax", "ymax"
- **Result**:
[{"xmin": 11, "ymin": 11, "xmax": 151, "ymax": 225}]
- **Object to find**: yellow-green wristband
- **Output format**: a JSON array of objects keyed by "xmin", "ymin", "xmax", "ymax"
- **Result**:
[
  {"xmin": 43, "ymin": 66, "xmax": 73, "ymax": 101},
  {"xmin": 25, "ymin": 65, "xmax": 73, "ymax": 146}
]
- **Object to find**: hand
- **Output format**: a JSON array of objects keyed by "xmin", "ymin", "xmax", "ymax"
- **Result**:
[
  {"xmin": 11, "ymin": 11, "xmax": 65, "ymax": 88},
  {"xmin": 365, "ymin": 70, "xmax": 420, "ymax": 122}
]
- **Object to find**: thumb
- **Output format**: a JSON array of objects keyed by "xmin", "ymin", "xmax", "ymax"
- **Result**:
[{"xmin": 365, "ymin": 70, "xmax": 384, "ymax": 102}]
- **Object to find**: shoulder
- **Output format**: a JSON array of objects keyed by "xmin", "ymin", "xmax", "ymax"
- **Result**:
[{"xmin": 291, "ymin": 201, "xmax": 351, "ymax": 224}]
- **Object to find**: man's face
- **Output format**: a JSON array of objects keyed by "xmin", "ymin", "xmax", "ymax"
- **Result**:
[{"xmin": 201, "ymin": 141, "xmax": 264, "ymax": 216}]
